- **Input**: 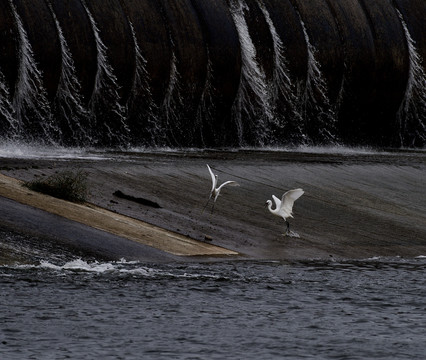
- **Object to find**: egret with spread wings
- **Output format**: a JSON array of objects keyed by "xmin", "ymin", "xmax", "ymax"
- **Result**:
[
  {"xmin": 266, "ymin": 188, "xmax": 304, "ymax": 235},
  {"xmin": 203, "ymin": 164, "xmax": 239, "ymax": 213}
]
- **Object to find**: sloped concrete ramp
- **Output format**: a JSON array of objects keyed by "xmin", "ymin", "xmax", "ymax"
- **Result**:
[{"xmin": 0, "ymin": 174, "xmax": 238, "ymax": 258}]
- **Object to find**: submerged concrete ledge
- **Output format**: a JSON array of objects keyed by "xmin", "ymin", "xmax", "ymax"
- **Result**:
[{"xmin": 0, "ymin": 173, "xmax": 239, "ymax": 257}]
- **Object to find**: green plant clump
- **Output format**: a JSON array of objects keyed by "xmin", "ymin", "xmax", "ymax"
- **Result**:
[{"xmin": 24, "ymin": 170, "xmax": 89, "ymax": 203}]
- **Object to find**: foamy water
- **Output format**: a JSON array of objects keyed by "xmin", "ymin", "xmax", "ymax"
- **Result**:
[
  {"xmin": 0, "ymin": 142, "xmax": 108, "ymax": 160},
  {"xmin": 2, "ymin": 140, "xmax": 425, "ymax": 162}
]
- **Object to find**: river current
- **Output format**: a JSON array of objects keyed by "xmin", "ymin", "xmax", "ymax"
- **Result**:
[{"xmin": 1, "ymin": 228, "xmax": 425, "ymax": 359}]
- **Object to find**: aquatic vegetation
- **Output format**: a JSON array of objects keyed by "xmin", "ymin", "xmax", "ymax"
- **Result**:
[{"xmin": 24, "ymin": 169, "xmax": 89, "ymax": 203}]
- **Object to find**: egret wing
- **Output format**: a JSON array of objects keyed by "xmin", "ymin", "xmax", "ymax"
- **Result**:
[
  {"xmin": 280, "ymin": 188, "xmax": 304, "ymax": 216},
  {"xmin": 217, "ymin": 180, "xmax": 239, "ymax": 191},
  {"xmin": 272, "ymin": 195, "xmax": 281, "ymax": 208},
  {"xmin": 206, "ymin": 164, "xmax": 216, "ymax": 192}
]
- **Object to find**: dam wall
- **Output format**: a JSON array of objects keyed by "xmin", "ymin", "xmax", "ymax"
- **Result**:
[{"xmin": 0, "ymin": 0, "xmax": 425, "ymax": 147}]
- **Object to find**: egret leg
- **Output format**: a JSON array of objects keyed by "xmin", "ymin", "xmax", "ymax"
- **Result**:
[
  {"xmin": 201, "ymin": 195, "xmax": 212, "ymax": 214},
  {"xmin": 285, "ymin": 220, "xmax": 290, "ymax": 236},
  {"xmin": 201, "ymin": 198, "xmax": 211, "ymax": 214}
]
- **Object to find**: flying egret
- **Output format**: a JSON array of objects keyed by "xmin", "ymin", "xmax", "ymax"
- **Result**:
[
  {"xmin": 266, "ymin": 188, "xmax": 304, "ymax": 235},
  {"xmin": 203, "ymin": 164, "xmax": 239, "ymax": 213}
]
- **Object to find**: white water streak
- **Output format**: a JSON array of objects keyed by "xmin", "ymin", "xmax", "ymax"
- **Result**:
[
  {"xmin": 230, "ymin": 0, "xmax": 274, "ymax": 145},
  {"xmin": 301, "ymin": 19, "xmax": 325, "ymax": 108},
  {"xmin": 48, "ymin": 1, "xmax": 92, "ymax": 144},
  {"xmin": 161, "ymin": 42, "xmax": 185, "ymax": 145},
  {"xmin": 9, "ymin": 0, "xmax": 56, "ymax": 143},
  {"xmin": 163, "ymin": 51, "xmax": 180, "ymax": 116},
  {"xmin": 258, "ymin": 2, "xmax": 291, "ymax": 107},
  {"xmin": 81, "ymin": 0, "xmax": 129, "ymax": 145},
  {"xmin": 258, "ymin": 1, "xmax": 304, "ymax": 140},
  {"xmin": 396, "ymin": 10, "xmax": 426, "ymax": 146},
  {"xmin": 128, "ymin": 21, "xmax": 156, "ymax": 115},
  {"xmin": 299, "ymin": 17, "xmax": 337, "ymax": 142},
  {"xmin": 196, "ymin": 50, "xmax": 215, "ymax": 144},
  {"xmin": 127, "ymin": 21, "xmax": 163, "ymax": 145},
  {"xmin": 0, "ymin": 68, "xmax": 15, "ymax": 131}
]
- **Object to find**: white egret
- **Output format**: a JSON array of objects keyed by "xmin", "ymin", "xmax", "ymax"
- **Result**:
[
  {"xmin": 203, "ymin": 164, "xmax": 239, "ymax": 213},
  {"xmin": 266, "ymin": 188, "xmax": 304, "ymax": 235}
]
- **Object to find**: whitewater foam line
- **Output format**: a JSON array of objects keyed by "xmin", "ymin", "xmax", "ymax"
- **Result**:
[{"xmin": 0, "ymin": 174, "xmax": 238, "ymax": 257}]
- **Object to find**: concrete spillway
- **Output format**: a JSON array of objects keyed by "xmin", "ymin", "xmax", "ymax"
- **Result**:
[{"xmin": 0, "ymin": 0, "xmax": 425, "ymax": 148}]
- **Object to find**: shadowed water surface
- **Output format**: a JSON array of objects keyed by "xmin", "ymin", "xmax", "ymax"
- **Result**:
[{"xmin": 1, "ymin": 239, "xmax": 425, "ymax": 359}]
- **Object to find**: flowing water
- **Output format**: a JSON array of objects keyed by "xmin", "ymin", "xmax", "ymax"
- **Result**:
[
  {"xmin": 1, "ymin": 1, "xmax": 425, "ymax": 147},
  {"xmin": 80, "ymin": 0, "xmax": 129, "ymax": 147},
  {"xmin": 9, "ymin": 0, "xmax": 55, "ymax": 143},
  {"xmin": 47, "ymin": 1, "xmax": 92, "ymax": 147},
  {"xmin": 395, "ymin": 9, "xmax": 426, "ymax": 147},
  {"xmin": 229, "ymin": 0, "xmax": 274, "ymax": 146},
  {"xmin": 1, "ymin": 235, "xmax": 425, "ymax": 360},
  {"xmin": 297, "ymin": 17, "xmax": 337, "ymax": 144}
]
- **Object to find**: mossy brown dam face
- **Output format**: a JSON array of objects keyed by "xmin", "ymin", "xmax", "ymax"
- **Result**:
[{"xmin": 0, "ymin": 0, "xmax": 425, "ymax": 148}]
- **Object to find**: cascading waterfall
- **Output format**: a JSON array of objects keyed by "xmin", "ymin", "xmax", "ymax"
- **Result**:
[
  {"xmin": 396, "ymin": 10, "xmax": 426, "ymax": 147},
  {"xmin": 195, "ymin": 53, "xmax": 216, "ymax": 146},
  {"xmin": 9, "ymin": 0, "xmax": 57, "ymax": 144},
  {"xmin": 229, "ymin": 0, "xmax": 274, "ymax": 146},
  {"xmin": 0, "ymin": 1, "xmax": 424, "ymax": 149},
  {"xmin": 161, "ymin": 47, "xmax": 184, "ymax": 146},
  {"xmin": 80, "ymin": 0, "xmax": 129, "ymax": 147},
  {"xmin": 298, "ymin": 17, "xmax": 337, "ymax": 144},
  {"xmin": 258, "ymin": 1, "xmax": 305, "ymax": 144},
  {"xmin": 47, "ymin": 1, "xmax": 92, "ymax": 146},
  {"xmin": 126, "ymin": 20, "xmax": 163, "ymax": 147},
  {"xmin": 0, "ymin": 69, "xmax": 15, "ymax": 135}
]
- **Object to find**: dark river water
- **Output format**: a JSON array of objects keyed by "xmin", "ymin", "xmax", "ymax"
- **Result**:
[{"xmin": 1, "ymin": 230, "xmax": 425, "ymax": 360}]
